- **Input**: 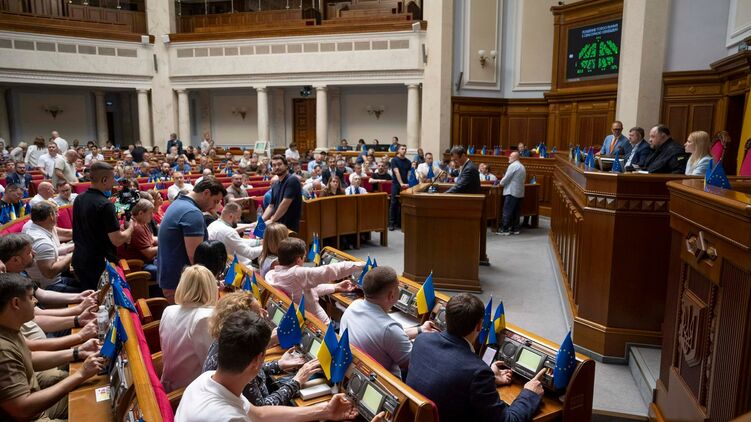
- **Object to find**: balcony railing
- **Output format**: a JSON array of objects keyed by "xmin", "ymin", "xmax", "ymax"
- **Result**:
[{"xmin": 0, "ymin": 0, "xmax": 147, "ymax": 34}]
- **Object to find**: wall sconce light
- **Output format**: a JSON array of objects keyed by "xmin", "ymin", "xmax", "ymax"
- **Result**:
[
  {"xmin": 43, "ymin": 105, "xmax": 63, "ymax": 119},
  {"xmin": 366, "ymin": 105, "xmax": 385, "ymax": 119},
  {"xmin": 478, "ymin": 49, "xmax": 497, "ymax": 68},
  {"xmin": 232, "ymin": 107, "xmax": 248, "ymax": 120}
]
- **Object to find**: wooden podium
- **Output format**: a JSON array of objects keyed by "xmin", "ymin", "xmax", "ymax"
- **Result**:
[{"xmin": 400, "ymin": 183, "xmax": 486, "ymax": 291}]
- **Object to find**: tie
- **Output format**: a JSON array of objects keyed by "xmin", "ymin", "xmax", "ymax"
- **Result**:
[{"xmin": 485, "ymin": 175, "xmax": 489, "ymax": 181}]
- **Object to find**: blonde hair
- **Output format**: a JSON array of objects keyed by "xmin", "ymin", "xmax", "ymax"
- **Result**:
[
  {"xmin": 259, "ymin": 222, "xmax": 288, "ymax": 264},
  {"xmin": 687, "ymin": 131, "xmax": 711, "ymax": 167},
  {"xmin": 174, "ymin": 265, "xmax": 218, "ymax": 307},
  {"xmin": 209, "ymin": 291, "xmax": 263, "ymax": 339}
]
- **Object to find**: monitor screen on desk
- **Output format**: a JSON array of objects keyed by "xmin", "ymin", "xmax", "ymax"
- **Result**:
[
  {"xmin": 398, "ymin": 291, "xmax": 412, "ymax": 306},
  {"xmin": 362, "ymin": 384, "xmax": 384, "ymax": 414},
  {"xmin": 271, "ymin": 308, "xmax": 284, "ymax": 326},
  {"xmin": 308, "ymin": 338, "xmax": 322, "ymax": 358},
  {"xmin": 517, "ymin": 348, "xmax": 543, "ymax": 373}
]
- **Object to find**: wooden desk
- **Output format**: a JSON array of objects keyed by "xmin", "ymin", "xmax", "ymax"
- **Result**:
[
  {"xmin": 298, "ymin": 192, "xmax": 389, "ymax": 249},
  {"xmin": 68, "ymin": 374, "xmax": 114, "ymax": 422},
  {"xmin": 550, "ymin": 154, "xmax": 699, "ymax": 359}
]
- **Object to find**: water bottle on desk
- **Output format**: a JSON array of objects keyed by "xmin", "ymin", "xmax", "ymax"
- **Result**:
[{"xmin": 97, "ymin": 305, "xmax": 109, "ymax": 342}]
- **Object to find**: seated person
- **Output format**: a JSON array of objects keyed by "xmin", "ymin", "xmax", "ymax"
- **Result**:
[
  {"xmin": 321, "ymin": 175, "xmax": 345, "ymax": 197},
  {"xmin": 154, "ymin": 162, "xmax": 172, "ymax": 181},
  {"xmin": 168, "ymin": 172, "xmax": 194, "ymax": 201},
  {"xmin": 52, "ymin": 181, "xmax": 77, "ymax": 207},
  {"xmin": 643, "ymin": 125, "xmax": 687, "ymax": 174},
  {"xmin": 5, "ymin": 162, "xmax": 32, "ymax": 198},
  {"xmin": 259, "ymin": 223, "xmax": 288, "ymax": 278},
  {"xmin": 224, "ymin": 174, "xmax": 253, "ymax": 221},
  {"xmin": 517, "ymin": 142, "xmax": 531, "ymax": 158},
  {"xmin": 624, "ymin": 127, "xmax": 651, "ymax": 169},
  {"xmin": 193, "ymin": 240, "xmax": 228, "ymax": 282},
  {"xmin": 160, "ymin": 265, "xmax": 219, "ymax": 392},
  {"xmin": 597, "ymin": 121, "xmax": 628, "ymax": 156},
  {"xmin": 478, "ymin": 163, "xmax": 497, "ymax": 182},
  {"xmin": 406, "ymin": 293, "xmax": 544, "ymax": 422},
  {"xmin": 684, "ymin": 130, "xmax": 712, "ymax": 176},
  {"xmin": 0, "ymin": 273, "xmax": 105, "ymax": 421},
  {"xmin": 340, "ymin": 267, "xmax": 436, "ymax": 379},
  {"xmin": 177, "ymin": 309, "xmax": 366, "ymax": 422},
  {"xmin": 203, "ymin": 292, "xmax": 321, "ymax": 406},
  {"xmin": 0, "ymin": 185, "xmax": 30, "ymax": 225},
  {"xmin": 207, "ymin": 203, "xmax": 262, "ymax": 266},
  {"xmin": 117, "ymin": 200, "xmax": 158, "ymax": 277},
  {"xmin": 173, "ymin": 155, "xmax": 192, "ymax": 174},
  {"xmin": 22, "ymin": 202, "xmax": 78, "ymax": 293},
  {"xmin": 29, "ymin": 181, "xmax": 55, "ymax": 206},
  {"xmin": 194, "ymin": 168, "xmax": 213, "ymax": 186},
  {"xmin": 345, "ymin": 174, "xmax": 367, "ymax": 195},
  {"xmin": 322, "ymin": 159, "xmax": 348, "ymax": 187},
  {"xmin": 416, "ymin": 153, "xmax": 440, "ymax": 182},
  {"xmin": 265, "ymin": 238, "xmax": 363, "ymax": 325},
  {"xmin": 368, "ymin": 161, "xmax": 392, "ymax": 185}
]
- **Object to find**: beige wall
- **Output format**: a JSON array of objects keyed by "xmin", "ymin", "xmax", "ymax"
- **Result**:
[
  {"xmin": 514, "ymin": 0, "xmax": 556, "ymax": 91},
  {"xmin": 728, "ymin": 0, "xmax": 751, "ymax": 47},
  {"xmin": 210, "ymin": 91, "xmax": 258, "ymax": 146},
  {"xmin": 11, "ymin": 90, "xmax": 95, "ymax": 144},
  {"xmin": 463, "ymin": 0, "xmax": 501, "ymax": 89}
]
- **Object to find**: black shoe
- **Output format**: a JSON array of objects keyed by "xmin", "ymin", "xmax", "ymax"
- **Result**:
[{"xmin": 389, "ymin": 225, "xmax": 395, "ymax": 231}]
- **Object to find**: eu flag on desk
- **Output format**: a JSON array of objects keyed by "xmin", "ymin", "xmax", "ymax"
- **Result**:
[
  {"xmin": 253, "ymin": 215, "xmax": 266, "ymax": 238},
  {"xmin": 539, "ymin": 143, "xmax": 548, "ymax": 158},
  {"xmin": 585, "ymin": 147, "xmax": 596, "ymax": 168},
  {"xmin": 277, "ymin": 302, "xmax": 302, "ymax": 349},
  {"xmin": 106, "ymin": 260, "xmax": 129, "ymax": 290},
  {"xmin": 481, "ymin": 145, "xmax": 487, "ymax": 155},
  {"xmin": 372, "ymin": 258, "xmax": 378, "ymax": 268},
  {"xmin": 552, "ymin": 146, "xmax": 557, "ymax": 153},
  {"xmin": 487, "ymin": 301, "xmax": 506, "ymax": 345},
  {"xmin": 107, "ymin": 261, "xmax": 136, "ymax": 312},
  {"xmin": 554, "ymin": 331, "xmax": 577, "ymax": 390},
  {"xmin": 415, "ymin": 272, "xmax": 436, "ymax": 315},
  {"xmin": 357, "ymin": 256, "xmax": 372, "ymax": 286},
  {"xmin": 611, "ymin": 151, "xmax": 624, "ymax": 173},
  {"xmin": 100, "ymin": 313, "xmax": 128, "ymax": 360},
  {"xmin": 318, "ymin": 322, "xmax": 338, "ymax": 380},
  {"xmin": 468, "ymin": 145, "xmax": 476, "ymax": 155},
  {"xmin": 331, "ymin": 328, "xmax": 353, "ymax": 384},
  {"xmin": 408, "ymin": 168, "xmax": 419, "ymax": 187},
  {"xmin": 573, "ymin": 146, "xmax": 581, "ymax": 164},
  {"xmin": 706, "ymin": 159, "xmax": 731, "ymax": 190},
  {"xmin": 478, "ymin": 297, "xmax": 493, "ymax": 345},
  {"xmin": 224, "ymin": 254, "xmax": 243, "ymax": 288},
  {"xmin": 242, "ymin": 272, "xmax": 261, "ymax": 301}
]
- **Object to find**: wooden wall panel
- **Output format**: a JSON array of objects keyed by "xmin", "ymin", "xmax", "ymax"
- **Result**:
[{"xmin": 451, "ymin": 97, "xmax": 547, "ymax": 150}]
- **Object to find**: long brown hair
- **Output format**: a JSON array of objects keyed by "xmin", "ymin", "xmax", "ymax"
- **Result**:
[
  {"xmin": 259, "ymin": 222, "xmax": 288, "ymax": 264},
  {"xmin": 323, "ymin": 175, "xmax": 345, "ymax": 196}
]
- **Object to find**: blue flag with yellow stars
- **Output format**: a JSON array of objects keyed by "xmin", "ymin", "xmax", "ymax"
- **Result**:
[
  {"xmin": 477, "ymin": 297, "xmax": 493, "ymax": 345},
  {"xmin": 372, "ymin": 258, "xmax": 378, "ymax": 268},
  {"xmin": 554, "ymin": 331, "xmax": 577, "ymax": 390},
  {"xmin": 415, "ymin": 272, "xmax": 435, "ymax": 315},
  {"xmin": 468, "ymin": 145, "xmax": 476, "ymax": 155},
  {"xmin": 224, "ymin": 254, "xmax": 243, "ymax": 288},
  {"xmin": 242, "ymin": 272, "xmax": 261, "ymax": 301},
  {"xmin": 100, "ymin": 313, "xmax": 128, "ymax": 359},
  {"xmin": 253, "ymin": 215, "xmax": 266, "ymax": 239},
  {"xmin": 357, "ymin": 257, "xmax": 372, "ymax": 286},
  {"xmin": 585, "ymin": 147, "xmax": 595, "ymax": 168},
  {"xmin": 278, "ymin": 302, "xmax": 302, "ymax": 349},
  {"xmin": 318, "ymin": 322, "xmax": 338, "ymax": 380},
  {"xmin": 706, "ymin": 159, "xmax": 731, "ymax": 190},
  {"xmin": 612, "ymin": 151, "xmax": 623, "ymax": 173},
  {"xmin": 107, "ymin": 261, "xmax": 136, "ymax": 312},
  {"xmin": 331, "ymin": 328, "xmax": 353, "ymax": 384},
  {"xmin": 408, "ymin": 168, "xmax": 419, "ymax": 187}
]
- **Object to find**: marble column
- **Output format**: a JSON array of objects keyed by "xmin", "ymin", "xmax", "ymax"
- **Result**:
[
  {"xmin": 615, "ymin": 0, "xmax": 669, "ymax": 130},
  {"xmin": 420, "ymin": 0, "xmax": 453, "ymax": 155},
  {"xmin": 137, "ymin": 89, "xmax": 152, "ymax": 146},
  {"xmin": 177, "ymin": 89, "xmax": 190, "ymax": 144},
  {"xmin": 271, "ymin": 88, "xmax": 286, "ymax": 147},
  {"xmin": 406, "ymin": 83, "xmax": 421, "ymax": 151},
  {"xmin": 257, "ymin": 87, "xmax": 270, "ymax": 145},
  {"xmin": 328, "ymin": 87, "xmax": 341, "ymax": 148},
  {"xmin": 146, "ymin": 0, "xmax": 177, "ymax": 148},
  {"xmin": 0, "ymin": 88, "xmax": 10, "ymax": 144},
  {"xmin": 94, "ymin": 91, "xmax": 108, "ymax": 146},
  {"xmin": 315, "ymin": 86, "xmax": 329, "ymax": 149}
]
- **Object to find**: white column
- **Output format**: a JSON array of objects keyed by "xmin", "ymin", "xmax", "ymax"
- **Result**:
[
  {"xmin": 328, "ymin": 87, "xmax": 341, "ymax": 147},
  {"xmin": 315, "ymin": 86, "xmax": 329, "ymax": 149},
  {"xmin": 94, "ymin": 91, "xmax": 108, "ymax": 146},
  {"xmin": 137, "ymin": 89, "xmax": 152, "ymax": 147},
  {"xmin": 177, "ymin": 89, "xmax": 190, "ymax": 144},
  {"xmin": 406, "ymin": 83, "xmax": 421, "ymax": 151},
  {"xmin": 420, "ymin": 0, "xmax": 453, "ymax": 155},
  {"xmin": 147, "ymin": 0, "xmax": 177, "ymax": 149},
  {"xmin": 271, "ymin": 88, "xmax": 286, "ymax": 147},
  {"xmin": 0, "ymin": 88, "xmax": 10, "ymax": 144},
  {"xmin": 257, "ymin": 87, "xmax": 270, "ymax": 145},
  {"xmin": 615, "ymin": 0, "xmax": 669, "ymax": 130}
]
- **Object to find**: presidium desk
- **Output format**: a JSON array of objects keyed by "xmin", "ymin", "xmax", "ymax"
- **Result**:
[{"xmin": 549, "ymin": 154, "xmax": 699, "ymax": 361}]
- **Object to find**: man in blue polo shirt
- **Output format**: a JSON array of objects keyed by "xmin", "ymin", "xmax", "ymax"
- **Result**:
[
  {"xmin": 157, "ymin": 177, "xmax": 226, "ymax": 303},
  {"xmin": 262, "ymin": 155, "xmax": 302, "ymax": 233}
]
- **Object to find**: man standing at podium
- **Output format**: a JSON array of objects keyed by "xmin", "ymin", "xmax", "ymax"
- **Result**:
[{"xmin": 446, "ymin": 146, "xmax": 481, "ymax": 194}]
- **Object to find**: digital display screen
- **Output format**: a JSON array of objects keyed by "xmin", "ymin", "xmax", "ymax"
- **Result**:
[
  {"xmin": 566, "ymin": 19, "xmax": 621, "ymax": 80},
  {"xmin": 517, "ymin": 348, "xmax": 543, "ymax": 373},
  {"xmin": 271, "ymin": 308, "xmax": 284, "ymax": 325},
  {"xmin": 482, "ymin": 347, "xmax": 497, "ymax": 366},
  {"xmin": 361, "ymin": 384, "xmax": 383, "ymax": 414},
  {"xmin": 308, "ymin": 338, "xmax": 322, "ymax": 358},
  {"xmin": 398, "ymin": 292, "xmax": 412, "ymax": 305}
]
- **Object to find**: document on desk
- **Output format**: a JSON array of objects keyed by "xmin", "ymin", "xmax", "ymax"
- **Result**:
[{"xmin": 388, "ymin": 311, "xmax": 420, "ymax": 329}]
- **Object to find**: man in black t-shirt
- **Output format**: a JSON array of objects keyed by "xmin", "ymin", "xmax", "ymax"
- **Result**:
[
  {"xmin": 262, "ymin": 155, "xmax": 302, "ymax": 232},
  {"xmin": 389, "ymin": 144, "xmax": 411, "ymax": 231},
  {"xmin": 131, "ymin": 142, "xmax": 147, "ymax": 163},
  {"xmin": 72, "ymin": 162, "xmax": 134, "ymax": 290}
]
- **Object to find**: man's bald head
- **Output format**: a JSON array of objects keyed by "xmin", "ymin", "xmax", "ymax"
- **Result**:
[
  {"xmin": 509, "ymin": 151, "xmax": 520, "ymax": 163},
  {"xmin": 37, "ymin": 181, "xmax": 54, "ymax": 199}
]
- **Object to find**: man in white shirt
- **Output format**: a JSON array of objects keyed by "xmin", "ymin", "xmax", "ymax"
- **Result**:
[
  {"xmin": 345, "ymin": 173, "xmax": 367, "ymax": 195},
  {"xmin": 51, "ymin": 130, "xmax": 68, "ymax": 154},
  {"xmin": 84, "ymin": 145, "xmax": 104, "ymax": 165},
  {"xmin": 478, "ymin": 163, "xmax": 498, "ymax": 182},
  {"xmin": 167, "ymin": 172, "xmax": 194, "ymax": 201},
  {"xmin": 200, "ymin": 132, "xmax": 214, "ymax": 154},
  {"xmin": 207, "ymin": 202, "xmax": 261, "ymax": 265},
  {"xmin": 497, "ymin": 152, "xmax": 526, "ymax": 235},
  {"xmin": 37, "ymin": 141, "xmax": 65, "ymax": 183},
  {"xmin": 23, "ymin": 201, "xmax": 79, "ymax": 292},
  {"xmin": 175, "ymin": 310, "xmax": 361, "ymax": 422},
  {"xmin": 63, "ymin": 150, "xmax": 79, "ymax": 183},
  {"xmin": 194, "ymin": 168, "xmax": 213, "ymax": 186},
  {"xmin": 29, "ymin": 181, "xmax": 55, "ymax": 206},
  {"xmin": 340, "ymin": 266, "xmax": 437, "ymax": 379},
  {"xmin": 53, "ymin": 181, "xmax": 78, "ymax": 206},
  {"xmin": 284, "ymin": 142, "xmax": 300, "ymax": 163},
  {"xmin": 416, "ymin": 152, "xmax": 441, "ymax": 182}
]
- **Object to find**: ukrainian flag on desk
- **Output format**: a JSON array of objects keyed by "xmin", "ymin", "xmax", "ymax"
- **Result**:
[
  {"xmin": 331, "ymin": 329, "xmax": 353, "ymax": 384},
  {"xmin": 277, "ymin": 302, "xmax": 302, "ymax": 349},
  {"xmin": 296, "ymin": 296, "xmax": 305, "ymax": 328},
  {"xmin": 318, "ymin": 322, "xmax": 339, "ymax": 380},
  {"xmin": 242, "ymin": 272, "xmax": 261, "ymax": 301},
  {"xmin": 705, "ymin": 159, "xmax": 731, "ymax": 190},
  {"xmin": 224, "ymin": 254, "xmax": 244, "ymax": 288},
  {"xmin": 553, "ymin": 331, "xmax": 577, "ymax": 390},
  {"xmin": 478, "ymin": 297, "xmax": 493, "ymax": 345},
  {"xmin": 415, "ymin": 272, "xmax": 436, "ymax": 315},
  {"xmin": 357, "ymin": 256, "xmax": 373, "ymax": 286},
  {"xmin": 307, "ymin": 234, "xmax": 321, "ymax": 266},
  {"xmin": 487, "ymin": 301, "xmax": 506, "ymax": 345},
  {"xmin": 100, "ymin": 313, "xmax": 128, "ymax": 359}
]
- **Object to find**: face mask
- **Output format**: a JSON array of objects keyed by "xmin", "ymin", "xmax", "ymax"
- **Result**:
[{"xmin": 103, "ymin": 190, "xmax": 112, "ymax": 198}]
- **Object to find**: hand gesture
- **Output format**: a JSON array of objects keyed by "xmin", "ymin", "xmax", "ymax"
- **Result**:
[
  {"xmin": 278, "ymin": 348, "xmax": 306, "ymax": 371},
  {"xmin": 79, "ymin": 339, "xmax": 102, "ymax": 360},
  {"xmin": 78, "ymin": 354, "xmax": 105, "ymax": 379},
  {"xmin": 76, "ymin": 294, "xmax": 97, "ymax": 313},
  {"xmin": 323, "ymin": 393, "xmax": 358, "ymax": 421},
  {"xmin": 78, "ymin": 305, "xmax": 98, "ymax": 325},
  {"xmin": 76, "ymin": 290, "xmax": 96, "ymax": 302},
  {"xmin": 293, "ymin": 359, "xmax": 321, "ymax": 385},
  {"xmin": 523, "ymin": 368, "xmax": 546, "ymax": 396},
  {"xmin": 336, "ymin": 280, "xmax": 356, "ymax": 293},
  {"xmin": 491, "ymin": 361, "xmax": 513, "ymax": 386},
  {"xmin": 371, "ymin": 411, "xmax": 387, "ymax": 422},
  {"xmin": 420, "ymin": 320, "xmax": 438, "ymax": 333},
  {"xmin": 78, "ymin": 321, "xmax": 98, "ymax": 341}
]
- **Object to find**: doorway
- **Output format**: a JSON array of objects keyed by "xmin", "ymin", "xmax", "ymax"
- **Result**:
[
  {"xmin": 293, "ymin": 98, "xmax": 316, "ymax": 153},
  {"xmin": 724, "ymin": 94, "xmax": 745, "ymax": 175}
]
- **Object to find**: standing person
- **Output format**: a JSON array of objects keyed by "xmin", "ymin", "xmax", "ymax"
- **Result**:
[
  {"xmin": 157, "ymin": 177, "xmax": 226, "ymax": 303},
  {"xmin": 37, "ymin": 141, "xmax": 65, "ymax": 184},
  {"xmin": 167, "ymin": 133, "xmax": 184, "ymax": 155},
  {"xmin": 445, "ymin": 146, "xmax": 481, "ymax": 194},
  {"xmin": 51, "ymin": 130, "xmax": 68, "ymax": 154},
  {"xmin": 497, "ymin": 152, "xmax": 526, "ymax": 236},
  {"xmin": 388, "ymin": 144, "xmax": 411, "ymax": 231},
  {"xmin": 262, "ymin": 155, "xmax": 302, "ymax": 233},
  {"xmin": 72, "ymin": 162, "xmax": 134, "ymax": 291},
  {"xmin": 24, "ymin": 137, "xmax": 47, "ymax": 170},
  {"xmin": 62, "ymin": 150, "xmax": 79, "ymax": 184}
]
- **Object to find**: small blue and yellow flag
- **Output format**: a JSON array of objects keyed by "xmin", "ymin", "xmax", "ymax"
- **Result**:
[
  {"xmin": 530, "ymin": 176, "xmax": 537, "ymax": 184},
  {"xmin": 357, "ymin": 256, "xmax": 372, "ymax": 286},
  {"xmin": 296, "ymin": 295, "xmax": 305, "ymax": 328},
  {"xmin": 100, "ymin": 313, "xmax": 128, "ymax": 359},
  {"xmin": 277, "ymin": 302, "xmax": 302, "ymax": 349},
  {"xmin": 307, "ymin": 233, "xmax": 321, "ymax": 266},
  {"xmin": 107, "ymin": 261, "xmax": 136, "ymax": 312},
  {"xmin": 318, "ymin": 322, "xmax": 339, "ymax": 380},
  {"xmin": 408, "ymin": 168, "xmax": 419, "ymax": 187},
  {"xmin": 331, "ymin": 328, "xmax": 353, "ymax": 384},
  {"xmin": 415, "ymin": 272, "xmax": 436, "ymax": 315},
  {"xmin": 487, "ymin": 301, "xmax": 506, "ymax": 345},
  {"xmin": 253, "ymin": 215, "xmax": 266, "ymax": 239},
  {"xmin": 242, "ymin": 272, "xmax": 261, "ymax": 301},
  {"xmin": 372, "ymin": 258, "xmax": 378, "ymax": 268},
  {"xmin": 224, "ymin": 254, "xmax": 243, "ymax": 288},
  {"xmin": 478, "ymin": 296, "xmax": 493, "ymax": 345}
]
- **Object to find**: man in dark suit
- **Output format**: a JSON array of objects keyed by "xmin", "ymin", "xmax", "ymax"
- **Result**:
[
  {"xmin": 643, "ymin": 124, "xmax": 687, "ymax": 174},
  {"xmin": 166, "ymin": 133, "xmax": 183, "ymax": 155},
  {"xmin": 446, "ymin": 146, "xmax": 481, "ymax": 194},
  {"xmin": 407, "ymin": 293, "xmax": 544, "ymax": 422},
  {"xmin": 624, "ymin": 127, "xmax": 651, "ymax": 169}
]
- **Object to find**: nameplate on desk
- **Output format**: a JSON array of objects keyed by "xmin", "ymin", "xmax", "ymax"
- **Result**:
[{"xmin": 95, "ymin": 386, "xmax": 111, "ymax": 402}]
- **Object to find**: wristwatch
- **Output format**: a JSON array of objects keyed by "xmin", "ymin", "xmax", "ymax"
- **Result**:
[{"xmin": 72, "ymin": 347, "xmax": 80, "ymax": 362}]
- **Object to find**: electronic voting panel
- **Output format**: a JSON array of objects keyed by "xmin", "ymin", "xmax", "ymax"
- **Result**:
[{"xmin": 346, "ymin": 367, "xmax": 400, "ymax": 422}]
